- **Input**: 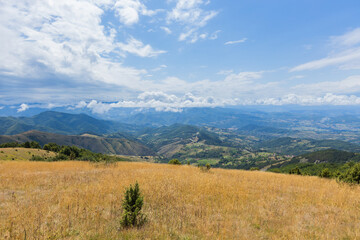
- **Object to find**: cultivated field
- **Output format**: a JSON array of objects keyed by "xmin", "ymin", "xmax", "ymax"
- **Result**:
[{"xmin": 1, "ymin": 161, "xmax": 360, "ymax": 239}]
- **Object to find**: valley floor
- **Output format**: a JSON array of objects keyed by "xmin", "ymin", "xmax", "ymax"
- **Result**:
[{"xmin": 1, "ymin": 161, "xmax": 360, "ymax": 239}]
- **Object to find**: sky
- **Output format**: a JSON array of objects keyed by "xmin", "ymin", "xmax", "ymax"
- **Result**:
[{"xmin": 1, "ymin": 0, "xmax": 360, "ymax": 114}]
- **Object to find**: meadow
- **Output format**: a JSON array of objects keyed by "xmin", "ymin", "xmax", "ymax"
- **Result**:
[
  {"xmin": 0, "ymin": 148, "xmax": 56, "ymax": 161},
  {"xmin": 1, "ymin": 161, "xmax": 360, "ymax": 239}
]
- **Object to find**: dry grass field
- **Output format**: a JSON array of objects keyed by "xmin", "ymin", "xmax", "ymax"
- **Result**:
[{"xmin": 1, "ymin": 161, "xmax": 360, "ymax": 239}]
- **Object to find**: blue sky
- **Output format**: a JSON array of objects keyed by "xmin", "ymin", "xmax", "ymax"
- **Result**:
[{"xmin": 1, "ymin": 0, "xmax": 360, "ymax": 113}]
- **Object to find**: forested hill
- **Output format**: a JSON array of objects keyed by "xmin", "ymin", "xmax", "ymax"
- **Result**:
[
  {"xmin": 0, "ymin": 130, "xmax": 154, "ymax": 156},
  {"xmin": 0, "ymin": 111, "xmax": 138, "ymax": 135}
]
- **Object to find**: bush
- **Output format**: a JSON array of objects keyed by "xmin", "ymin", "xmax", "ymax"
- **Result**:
[
  {"xmin": 30, "ymin": 155, "xmax": 46, "ymax": 161},
  {"xmin": 289, "ymin": 167, "xmax": 302, "ymax": 175},
  {"xmin": 199, "ymin": 163, "xmax": 211, "ymax": 173},
  {"xmin": 319, "ymin": 168, "xmax": 331, "ymax": 178},
  {"xmin": 339, "ymin": 163, "xmax": 360, "ymax": 184},
  {"xmin": 168, "ymin": 159, "xmax": 181, "ymax": 165},
  {"xmin": 120, "ymin": 182, "xmax": 147, "ymax": 228},
  {"xmin": 206, "ymin": 163, "xmax": 211, "ymax": 171},
  {"xmin": 250, "ymin": 167, "xmax": 259, "ymax": 171}
]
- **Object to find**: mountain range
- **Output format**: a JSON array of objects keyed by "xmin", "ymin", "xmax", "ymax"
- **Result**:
[{"xmin": 1, "ymin": 110, "xmax": 360, "ymax": 163}]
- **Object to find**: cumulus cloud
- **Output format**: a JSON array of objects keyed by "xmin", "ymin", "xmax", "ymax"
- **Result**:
[
  {"xmin": 167, "ymin": 0, "xmax": 218, "ymax": 43},
  {"xmin": 291, "ymin": 28, "xmax": 360, "ymax": 72},
  {"xmin": 17, "ymin": 103, "xmax": 29, "ymax": 112},
  {"xmin": 82, "ymin": 92, "xmax": 222, "ymax": 113},
  {"xmin": 0, "ymin": 0, "xmax": 163, "ymax": 89},
  {"xmin": 114, "ymin": 0, "xmax": 157, "ymax": 26},
  {"xmin": 118, "ymin": 37, "xmax": 166, "ymax": 57},
  {"xmin": 256, "ymin": 93, "xmax": 360, "ymax": 106}
]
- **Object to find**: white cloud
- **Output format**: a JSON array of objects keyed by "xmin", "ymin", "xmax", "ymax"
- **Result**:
[
  {"xmin": 17, "ymin": 103, "xmax": 29, "ymax": 112},
  {"xmin": 152, "ymin": 64, "xmax": 168, "ymax": 72},
  {"xmin": 331, "ymin": 28, "xmax": 360, "ymax": 47},
  {"xmin": 256, "ymin": 93, "xmax": 360, "ymax": 106},
  {"xmin": 167, "ymin": 0, "xmax": 218, "ymax": 43},
  {"xmin": 82, "ymin": 91, "xmax": 221, "ymax": 113},
  {"xmin": 293, "ymin": 75, "xmax": 360, "ymax": 94},
  {"xmin": 225, "ymin": 38, "xmax": 247, "ymax": 45},
  {"xmin": 74, "ymin": 101, "xmax": 88, "ymax": 109},
  {"xmin": 291, "ymin": 28, "xmax": 360, "ymax": 72},
  {"xmin": 160, "ymin": 26, "xmax": 172, "ymax": 34},
  {"xmin": 290, "ymin": 48, "xmax": 360, "ymax": 72},
  {"xmin": 118, "ymin": 37, "xmax": 166, "ymax": 57},
  {"xmin": 0, "ymin": 106, "xmax": 4, "ymax": 110},
  {"xmin": 0, "ymin": 0, "xmax": 165, "ymax": 92},
  {"xmin": 209, "ymin": 30, "xmax": 221, "ymax": 40},
  {"xmin": 289, "ymin": 75, "xmax": 305, "ymax": 80},
  {"xmin": 114, "ymin": 0, "xmax": 157, "ymax": 26},
  {"xmin": 217, "ymin": 70, "xmax": 233, "ymax": 75}
]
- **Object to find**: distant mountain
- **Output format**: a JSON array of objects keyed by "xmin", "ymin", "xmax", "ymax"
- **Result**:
[
  {"xmin": 238, "ymin": 124, "xmax": 297, "ymax": 139},
  {"xmin": 116, "ymin": 108, "xmax": 262, "ymax": 128},
  {"xmin": 0, "ymin": 111, "xmax": 140, "ymax": 135},
  {"xmin": 293, "ymin": 149, "xmax": 357, "ymax": 164},
  {"xmin": 136, "ymin": 124, "xmax": 224, "ymax": 157},
  {"xmin": 257, "ymin": 137, "xmax": 360, "ymax": 155},
  {"xmin": 0, "ymin": 131, "xmax": 154, "ymax": 156}
]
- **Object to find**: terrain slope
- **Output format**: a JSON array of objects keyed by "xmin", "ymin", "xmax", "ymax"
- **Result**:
[
  {"xmin": 0, "ymin": 130, "xmax": 154, "ymax": 156},
  {"xmin": 1, "ymin": 161, "xmax": 359, "ymax": 239}
]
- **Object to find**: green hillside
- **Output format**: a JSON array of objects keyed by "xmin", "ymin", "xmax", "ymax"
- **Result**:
[
  {"xmin": 0, "ymin": 111, "xmax": 140, "ymax": 135},
  {"xmin": 268, "ymin": 149, "xmax": 360, "ymax": 176},
  {"xmin": 0, "ymin": 131, "xmax": 154, "ymax": 156},
  {"xmin": 257, "ymin": 137, "xmax": 360, "ymax": 155}
]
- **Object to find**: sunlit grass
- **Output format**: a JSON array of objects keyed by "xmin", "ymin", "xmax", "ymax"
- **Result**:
[
  {"xmin": 1, "ymin": 161, "xmax": 360, "ymax": 239},
  {"xmin": 0, "ymin": 148, "xmax": 56, "ymax": 161}
]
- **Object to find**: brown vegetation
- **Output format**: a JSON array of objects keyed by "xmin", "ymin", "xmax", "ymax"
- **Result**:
[{"xmin": 1, "ymin": 161, "xmax": 360, "ymax": 239}]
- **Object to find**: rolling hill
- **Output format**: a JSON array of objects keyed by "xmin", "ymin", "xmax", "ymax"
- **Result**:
[
  {"xmin": 0, "ymin": 111, "xmax": 139, "ymax": 135},
  {"xmin": 257, "ymin": 137, "xmax": 360, "ymax": 155},
  {"xmin": 0, "ymin": 131, "xmax": 154, "ymax": 156},
  {"xmin": 136, "ymin": 124, "xmax": 224, "ymax": 157}
]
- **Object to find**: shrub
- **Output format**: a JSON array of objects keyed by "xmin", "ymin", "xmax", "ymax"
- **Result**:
[
  {"xmin": 206, "ymin": 163, "xmax": 211, "ymax": 171},
  {"xmin": 319, "ymin": 168, "xmax": 331, "ymax": 178},
  {"xmin": 168, "ymin": 159, "xmax": 181, "ymax": 165},
  {"xmin": 340, "ymin": 163, "xmax": 360, "ymax": 184},
  {"xmin": 289, "ymin": 167, "xmax": 302, "ymax": 175},
  {"xmin": 250, "ymin": 167, "xmax": 259, "ymax": 171},
  {"xmin": 30, "ymin": 155, "xmax": 46, "ymax": 161},
  {"xmin": 199, "ymin": 164, "xmax": 211, "ymax": 173},
  {"xmin": 120, "ymin": 182, "xmax": 147, "ymax": 228}
]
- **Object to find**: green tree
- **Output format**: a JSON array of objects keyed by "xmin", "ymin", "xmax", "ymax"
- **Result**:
[
  {"xmin": 340, "ymin": 163, "xmax": 360, "ymax": 184},
  {"xmin": 319, "ymin": 168, "xmax": 331, "ymax": 178},
  {"xmin": 120, "ymin": 182, "xmax": 147, "ymax": 228},
  {"xmin": 168, "ymin": 159, "xmax": 181, "ymax": 165},
  {"xmin": 289, "ymin": 167, "xmax": 302, "ymax": 175}
]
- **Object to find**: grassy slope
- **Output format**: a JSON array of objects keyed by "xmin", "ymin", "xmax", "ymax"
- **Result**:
[
  {"xmin": 0, "ymin": 148, "xmax": 56, "ymax": 161},
  {"xmin": 0, "ymin": 131, "xmax": 154, "ymax": 156},
  {"xmin": 1, "ymin": 161, "xmax": 360, "ymax": 239}
]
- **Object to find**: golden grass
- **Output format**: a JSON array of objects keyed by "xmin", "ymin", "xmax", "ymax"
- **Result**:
[
  {"xmin": 1, "ymin": 161, "xmax": 360, "ymax": 239},
  {"xmin": 0, "ymin": 148, "xmax": 56, "ymax": 161}
]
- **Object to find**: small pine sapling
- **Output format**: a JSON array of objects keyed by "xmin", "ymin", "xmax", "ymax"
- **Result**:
[{"xmin": 120, "ymin": 182, "xmax": 147, "ymax": 228}]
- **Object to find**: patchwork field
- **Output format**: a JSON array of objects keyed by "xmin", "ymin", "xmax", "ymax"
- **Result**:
[{"xmin": 1, "ymin": 161, "xmax": 360, "ymax": 239}]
